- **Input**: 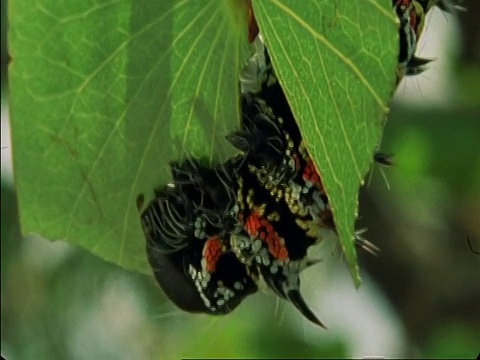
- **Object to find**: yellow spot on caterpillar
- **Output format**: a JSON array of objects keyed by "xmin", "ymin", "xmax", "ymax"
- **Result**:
[{"xmin": 267, "ymin": 212, "xmax": 280, "ymax": 221}]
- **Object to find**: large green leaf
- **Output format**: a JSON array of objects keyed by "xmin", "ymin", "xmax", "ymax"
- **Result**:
[
  {"xmin": 252, "ymin": 0, "xmax": 398, "ymax": 286},
  {"xmin": 9, "ymin": 0, "xmax": 249, "ymax": 273}
]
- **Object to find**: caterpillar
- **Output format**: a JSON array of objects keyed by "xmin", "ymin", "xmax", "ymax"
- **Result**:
[
  {"xmin": 146, "ymin": 232, "xmax": 259, "ymax": 315},
  {"xmin": 141, "ymin": 185, "xmax": 195, "ymax": 253},
  {"xmin": 141, "ymin": 44, "xmax": 333, "ymax": 325},
  {"xmin": 143, "ymin": 158, "xmax": 261, "ymax": 315},
  {"xmin": 393, "ymin": 0, "xmax": 465, "ymax": 80},
  {"xmin": 142, "ymin": 2, "xmax": 438, "ymax": 326}
]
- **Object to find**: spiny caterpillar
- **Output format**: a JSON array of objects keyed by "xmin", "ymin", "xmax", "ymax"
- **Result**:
[
  {"xmin": 394, "ymin": 0, "xmax": 465, "ymax": 80},
  {"xmin": 140, "ymin": 1, "xmax": 461, "ymax": 327}
]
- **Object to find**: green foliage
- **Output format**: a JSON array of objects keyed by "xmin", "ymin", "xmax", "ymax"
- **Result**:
[
  {"xmin": 423, "ymin": 322, "xmax": 480, "ymax": 359},
  {"xmin": 9, "ymin": 0, "xmax": 250, "ymax": 273},
  {"xmin": 9, "ymin": 0, "xmax": 398, "ymax": 284}
]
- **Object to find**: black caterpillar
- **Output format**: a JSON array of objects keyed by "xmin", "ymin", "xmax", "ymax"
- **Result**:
[
  {"xmin": 394, "ymin": 0, "xmax": 464, "ymax": 80},
  {"xmin": 141, "ymin": 46, "xmax": 335, "ymax": 326},
  {"xmin": 140, "ymin": 1, "xmax": 457, "ymax": 327},
  {"xmin": 140, "ymin": 47, "xmax": 383, "ymax": 327}
]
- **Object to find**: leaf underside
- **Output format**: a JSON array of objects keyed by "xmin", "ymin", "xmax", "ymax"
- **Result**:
[{"xmin": 9, "ymin": 0, "xmax": 250, "ymax": 273}]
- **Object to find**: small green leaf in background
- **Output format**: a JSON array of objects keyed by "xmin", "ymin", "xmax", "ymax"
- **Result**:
[
  {"xmin": 252, "ymin": 0, "xmax": 398, "ymax": 285},
  {"xmin": 9, "ymin": 0, "xmax": 250, "ymax": 273}
]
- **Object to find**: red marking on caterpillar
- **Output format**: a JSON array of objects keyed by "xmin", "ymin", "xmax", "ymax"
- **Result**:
[
  {"xmin": 396, "ymin": 0, "xmax": 412, "ymax": 9},
  {"xmin": 244, "ymin": 209, "xmax": 261, "ymax": 235},
  {"xmin": 303, "ymin": 157, "xmax": 325, "ymax": 191},
  {"xmin": 409, "ymin": 7, "xmax": 417, "ymax": 29},
  {"xmin": 203, "ymin": 236, "xmax": 224, "ymax": 273},
  {"xmin": 245, "ymin": 209, "xmax": 289, "ymax": 260}
]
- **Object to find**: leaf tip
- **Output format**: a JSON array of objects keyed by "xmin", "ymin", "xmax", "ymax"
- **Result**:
[{"xmin": 352, "ymin": 266, "xmax": 362, "ymax": 289}]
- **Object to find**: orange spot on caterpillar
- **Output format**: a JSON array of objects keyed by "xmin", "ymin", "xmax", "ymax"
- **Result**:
[
  {"xmin": 246, "ymin": 209, "xmax": 289, "ymax": 260},
  {"xmin": 303, "ymin": 157, "xmax": 325, "ymax": 191},
  {"xmin": 203, "ymin": 236, "xmax": 224, "ymax": 273}
]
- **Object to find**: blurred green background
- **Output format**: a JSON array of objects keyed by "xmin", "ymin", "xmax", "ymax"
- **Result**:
[{"xmin": 2, "ymin": 1, "xmax": 479, "ymax": 359}]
